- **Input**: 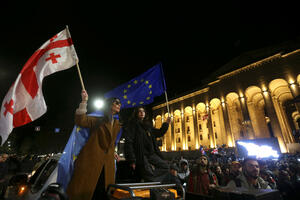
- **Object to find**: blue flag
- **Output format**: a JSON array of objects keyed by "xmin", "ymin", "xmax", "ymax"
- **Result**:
[
  {"xmin": 57, "ymin": 111, "xmax": 122, "ymax": 190},
  {"xmin": 104, "ymin": 63, "xmax": 166, "ymax": 108}
]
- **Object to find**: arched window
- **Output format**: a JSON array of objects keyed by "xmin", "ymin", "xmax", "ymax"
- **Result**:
[{"xmin": 186, "ymin": 116, "xmax": 190, "ymax": 122}]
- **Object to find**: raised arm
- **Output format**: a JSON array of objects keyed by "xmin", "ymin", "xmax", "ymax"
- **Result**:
[
  {"xmin": 151, "ymin": 117, "xmax": 171, "ymax": 138},
  {"xmin": 74, "ymin": 90, "xmax": 98, "ymax": 128}
]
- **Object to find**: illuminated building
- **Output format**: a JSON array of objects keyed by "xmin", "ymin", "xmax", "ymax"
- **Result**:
[{"xmin": 152, "ymin": 42, "xmax": 300, "ymax": 153}]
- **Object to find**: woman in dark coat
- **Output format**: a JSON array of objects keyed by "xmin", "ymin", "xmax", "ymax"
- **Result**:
[
  {"xmin": 124, "ymin": 106, "xmax": 171, "ymax": 182},
  {"xmin": 66, "ymin": 90, "xmax": 122, "ymax": 200}
]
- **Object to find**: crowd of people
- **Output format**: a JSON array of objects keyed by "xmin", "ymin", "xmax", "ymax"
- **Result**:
[
  {"xmin": 0, "ymin": 90, "xmax": 300, "ymax": 200},
  {"xmin": 159, "ymin": 151, "xmax": 300, "ymax": 199}
]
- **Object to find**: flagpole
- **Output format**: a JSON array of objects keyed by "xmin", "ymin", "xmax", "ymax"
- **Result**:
[
  {"xmin": 75, "ymin": 60, "xmax": 86, "ymax": 91},
  {"xmin": 65, "ymin": 25, "xmax": 86, "ymax": 91},
  {"xmin": 159, "ymin": 62, "xmax": 170, "ymax": 116},
  {"xmin": 164, "ymin": 91, "xmax": 170, "ymax": 115}
]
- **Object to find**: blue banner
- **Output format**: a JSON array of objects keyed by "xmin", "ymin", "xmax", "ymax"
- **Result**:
[
  {"xmin": 57, "ymin": 111, "xmax": 122, "ymax": 190},
  {"xmin": 104, "ymin": 63, "xmax": 166, "ymax": 108}
]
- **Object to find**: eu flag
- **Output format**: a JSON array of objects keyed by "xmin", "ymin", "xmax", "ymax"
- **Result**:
[
  {"xmin": 104, "ymin": 63, "xmax": 166, "ymax": 108},
  {"xmin": 57, "ymin": 111, "xmax": 122, "ymax": 190}
]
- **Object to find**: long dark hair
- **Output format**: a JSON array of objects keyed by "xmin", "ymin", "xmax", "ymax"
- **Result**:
[{"xmin": 129, "ymin": 106, "xmax": 152, "ymax": 126}]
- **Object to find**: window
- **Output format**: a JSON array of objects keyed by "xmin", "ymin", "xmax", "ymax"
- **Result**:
[
  {"xmin": 199, "ymin": 124, "xmax": 202, "ymax": 130},
  {"xmin": 186, "ymin": 116, "xmax": 190, "ymax": 122},
  {"xmin": 208, "ymin": 134, "xmax": 210, "ymax": 139},
  {"xmin": 176, "ymin": 137, "xmax": 181, "ymax": 143},
  {"xmin": 213, "ymin": 121, "xmax": 216, "ymax": 127},
  {"xmin": 178, "ymin": 147, "xmax": 181, "ymax": 151},
  {"xmin": 177, "ymin": 128, "xmax": 180, "ymax": 133},
  {"xmin": 188, "ymin": 146, "xmax": 191, "ymax": 150},
  {"xmin": 176, "ymin": 118, "xmax": 180, "ymax": 123},
  {"xmin": 30, "ymin": 159, "xmax": 58, "ymax": 193},
  {"xmin": 187, "ymin": 126, "xmax": 190, "ymax": 134},
  {"xmin": 215, "ymin": 132, "xmax": 218, "ymax": 139},
  {"xmin": 200, "ymin": 135, "xmax": 203, "ymax": 140},
  {"xmin": 188, "ymin": 135, "xmax": 191, "ymax": 142}
]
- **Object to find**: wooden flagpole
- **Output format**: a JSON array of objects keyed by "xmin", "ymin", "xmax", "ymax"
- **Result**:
[
  {"xmin": 75, "ymin": 60, "xmax": 86, "ymax": 91},
  {"xmin": 165, "ymin": 91, "xmax": 170, "ymax": 115},
  {"xmin": 65, "ymin": 25, "xmax": 86, "ymax": 91},
  {"xmin": 160, "ymin": 63, "xmax": 170, "ymax": 116}
]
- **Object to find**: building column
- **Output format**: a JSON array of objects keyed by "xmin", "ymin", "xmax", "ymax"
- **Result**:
[
  {"xmin": 289, "ymin": 83, "xmax": 300, "ymax": 113},
  {"xmin": 238, "ymin": 95, "xmax": 255, "ymax": 139},
  {"xmin": 181, "ymin": 111, "xmax": 186, "ymax": 150},
  {"xmin": 279, "ymin": 101, "xmax": 294, "ymax": 143},
  {"xmin": 262, "ymin": 91, "xmax": 287, "ymax": 152},
  {"xmin": 222, "ymin": 102, "xmax": 234, "ymax": 147},
  {"xmin": 193, "ymin": 107, "xmax": 199, "ymax": 149},
  {"xmin": 208, "ymin": 107, "xmax": 216, "ymax": 148},
  {"xmin": 161, "ymin": 112, "xmax": 166, "ymax": 151},
  {"xmin": 170, "ymin": 111, "xmax": 175, "ymax": 151}
]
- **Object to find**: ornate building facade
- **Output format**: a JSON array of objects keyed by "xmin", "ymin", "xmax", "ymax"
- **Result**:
[{"xmin": 152, "ymin": 44, "xmax": 300, "ymax": 153}]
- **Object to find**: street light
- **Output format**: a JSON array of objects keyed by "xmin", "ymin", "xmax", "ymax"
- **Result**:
[{"xmin": 94, "ymin": 99, "xmax": 104, "ymax": 109}]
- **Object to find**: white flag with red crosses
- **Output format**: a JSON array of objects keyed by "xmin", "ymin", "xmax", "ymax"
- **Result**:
[{"xmin": 0, "ymin": 28, "xmax": 78, "ymax": 145}]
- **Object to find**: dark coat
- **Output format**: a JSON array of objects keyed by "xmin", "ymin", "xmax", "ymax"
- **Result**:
[
  {"xmin": 124, "ymin": 120, "xmax": 169, "ymax": 165},
  {"xmin": 66, "ymin": 114, "xmax": 121, "ymax": 200}
]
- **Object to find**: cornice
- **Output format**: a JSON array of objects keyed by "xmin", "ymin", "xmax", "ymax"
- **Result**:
[{"xmin": 152, "ymin": 87, "xmax": 209, "ymax": 110}]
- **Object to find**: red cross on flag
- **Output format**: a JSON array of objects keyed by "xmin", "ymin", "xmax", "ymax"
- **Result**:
[{"xmin": 0, "ymin": 28, "xmax": 78, "ymax": 145}]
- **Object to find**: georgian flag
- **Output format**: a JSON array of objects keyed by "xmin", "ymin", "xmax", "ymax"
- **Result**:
[
  {"xmin": 0, "ymin": 28, "xmax": 78, "ymax": 145},
  {"xmin": 211, "ymin": 148, "xmax": 218, "ymax": 154}
]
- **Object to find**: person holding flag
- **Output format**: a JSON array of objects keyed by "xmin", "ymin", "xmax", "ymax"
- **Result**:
[
  {"xmin": 66, "ymin": 90, "xmax": 122, "ymax": 200},
  {"xmin": 124, "ymin": 106, "xmax": 171, "ymax": 182},
  {"xmin": 60, "ymin": 62, "xmax": 169, "ymax": 199}
]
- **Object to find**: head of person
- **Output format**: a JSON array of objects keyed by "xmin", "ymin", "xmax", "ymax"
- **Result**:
[
  {"xmin": 180, "ymin": 159, "xmax": 188, "ymax": 171},
  {"xmin": 132, "ymin": 106, "xmax": 147, "ymax": 121},
  {"xmin": 170, "ymin": 163, "xmax": 179, "ymax": 176},
  {"xmin": 196, "ymin": 155, "xmax": 209, "ymax": 168},
  {"xmin": 230, "ymin": 161, "xmax": 242, "ymax": 176},
  {"xmin": 214, "ymin": 165, "xmax": 223, "ymax": 175},
  {"xmin": 0, "ymin": 153, "xmax": 8, "ymax": 162},
  {"xmin": 278, "ymin": 170, "xmax": 290, "ymax": 181},
  {"xmin": 103, "ymin": 97, "xmax": 121, "ymax": 115},
  {"xmin": 242, "ymin": 157, "xmax": 260, "ymax": 179},
  {"xmin": 258, "ymin": 159, "xmax": 267, "ymax": 170}
]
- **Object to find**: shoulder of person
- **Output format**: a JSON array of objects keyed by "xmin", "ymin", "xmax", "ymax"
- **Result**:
[{"xmin": 257, "ymin": 177, "xmax": 270, "ymax": 188}]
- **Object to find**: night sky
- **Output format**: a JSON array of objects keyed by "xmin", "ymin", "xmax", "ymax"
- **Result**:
[{"xmin": 1, "ymin": 2, "xmax": 300, "ymax": 131}]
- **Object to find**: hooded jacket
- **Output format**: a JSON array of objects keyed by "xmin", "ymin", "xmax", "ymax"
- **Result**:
[{"xmin": 178, "ymin": 159, "xmax": 190, "ymax": 180}]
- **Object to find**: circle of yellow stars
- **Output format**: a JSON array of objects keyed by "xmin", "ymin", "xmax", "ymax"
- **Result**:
[{"xmin": 122, "ymin": 78, "xmax": 153, "ymax": 106}]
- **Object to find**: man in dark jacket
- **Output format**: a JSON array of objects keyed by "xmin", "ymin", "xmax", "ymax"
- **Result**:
[{"xmin": 124, "ymin": 106, "xmax": 171, "ymax": 182}]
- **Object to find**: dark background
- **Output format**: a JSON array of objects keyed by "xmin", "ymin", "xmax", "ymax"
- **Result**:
[{"xmin": 0, "ymin": 1, "xmax": 300, "ymax": 153}]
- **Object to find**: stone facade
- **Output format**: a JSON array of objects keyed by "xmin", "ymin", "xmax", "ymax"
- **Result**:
[{"xmin": 152, "ymin": 46, "xmax": 300, "ymax": 153}]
